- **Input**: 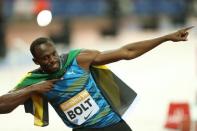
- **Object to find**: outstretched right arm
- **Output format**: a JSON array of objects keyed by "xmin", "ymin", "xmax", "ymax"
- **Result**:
[
  {"xmin": 0, "ymin": 79, "xmax": 57, "ymax": 114},
  {"xmin": 0, "ymin": 86, "xmax": 35, "ymax": 114}
]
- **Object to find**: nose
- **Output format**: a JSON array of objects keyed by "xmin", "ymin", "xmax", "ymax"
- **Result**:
[{"xmin": 49, "ymin": 55, "xmax": 56, "ymax": 63}]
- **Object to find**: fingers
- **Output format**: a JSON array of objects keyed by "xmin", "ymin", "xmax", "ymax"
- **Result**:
[
  {"xmin": 180, "ymin": 31, "xmax": 188, "ymax": 37},
  {"xmin": 177, "ymin": 26, "xmax": 192, "ymax": 41},
  {"xmin": 47, "ymin": 79, "xmax": 60, "ymax": 83},
  {"xmin": 181, "ymin": 26, "xmax": 194, "ymax": 32},
  {"xmin": 184, "ymin": 32, "xmax": 189, "ymax": 41},
  {"xmin": 180, "ymin": 32, "xmax": 189, "ymax": 41}
]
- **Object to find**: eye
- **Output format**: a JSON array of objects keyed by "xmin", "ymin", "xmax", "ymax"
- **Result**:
[
  {"xmin": 42, "ymin": 55, "xmax": 49, "ymax": 61},
  {"xmin": 53, "ymin": 51, "xmax": 57, "ymax": 56}
]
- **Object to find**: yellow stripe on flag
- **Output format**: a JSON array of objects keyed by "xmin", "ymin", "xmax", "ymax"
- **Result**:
[
  {"xmin": 93, "ymin": 65, "xmax": 109, "ymax": 70},
  {"xmin": 19, "ymin": 73, "xmax": 32, "ymax": 83},
  {"xmin": 32, "ymin": 95, "xmax": 44, "ymax": 126}
]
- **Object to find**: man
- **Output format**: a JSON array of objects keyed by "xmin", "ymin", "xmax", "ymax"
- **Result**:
[{"xmin": 0, "ymin": 27, "xmax": 192, "ymax": 131}]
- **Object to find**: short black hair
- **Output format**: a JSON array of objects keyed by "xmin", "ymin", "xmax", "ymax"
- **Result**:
[{"xmin": 30, "ymin": 37, "xmax": 54, "ymax": 57}]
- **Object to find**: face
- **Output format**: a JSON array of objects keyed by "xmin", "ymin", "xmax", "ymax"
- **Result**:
[{"xmin": 33, "ymin": 43, "xmax": 60, "ymax": 73}]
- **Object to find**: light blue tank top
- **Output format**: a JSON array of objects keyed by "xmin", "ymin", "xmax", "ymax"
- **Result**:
[{"xmin": 45, "ymin": 58, "xmax": 121, "ymax": 128}]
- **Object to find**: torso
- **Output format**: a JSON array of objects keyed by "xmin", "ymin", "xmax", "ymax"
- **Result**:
[{"xmin": 44, "ymin": 58, "xmax": 121, "ymax": 128}]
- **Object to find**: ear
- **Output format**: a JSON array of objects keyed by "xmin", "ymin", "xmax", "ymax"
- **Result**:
[{"xmin": 33, "ymin": 58, "xmax": 39, "ymax": 65}]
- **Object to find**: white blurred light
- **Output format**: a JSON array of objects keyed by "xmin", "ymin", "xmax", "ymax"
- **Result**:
[{"xmin": 37, "ymin": 10, "xmax": 52, "ymax": 27}]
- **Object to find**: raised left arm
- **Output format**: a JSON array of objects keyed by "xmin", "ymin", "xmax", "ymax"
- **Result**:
[{"xmin": 90, "ymin": 26, "xmax": 192, "ymax": 65}]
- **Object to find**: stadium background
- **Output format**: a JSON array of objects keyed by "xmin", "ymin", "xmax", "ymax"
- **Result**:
[{"xmin": 0, "ymin": 0, "xmax": 197, "ymax": 131}]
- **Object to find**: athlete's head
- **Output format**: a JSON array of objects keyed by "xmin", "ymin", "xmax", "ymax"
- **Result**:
[{"xmin": 30, "ymin": 37, "xmax": 60, "ymax": 73}]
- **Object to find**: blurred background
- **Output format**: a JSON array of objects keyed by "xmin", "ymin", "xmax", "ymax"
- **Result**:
[{"xmin": 0, "ymin": 0, "xmax": 197, "ymax": 131}]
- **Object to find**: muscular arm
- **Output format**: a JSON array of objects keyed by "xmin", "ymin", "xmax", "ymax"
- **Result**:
[
  {"xmin": 0, "ymin": 79, "xmax": 57, "ymax": 114},
  {"xmin": 77, "ymin": 27, "xmax": 192, "ymax": 68},
  {"xmin": 0, "ymin": 87, "xmax": 34, "ymax": 114}
]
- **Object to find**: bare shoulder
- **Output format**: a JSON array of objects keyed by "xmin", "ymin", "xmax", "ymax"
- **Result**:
[
  {"xmin": 79, "ymin": 49, "xmax": 100, "ymax": 55},
  {"xmin": 76, "ymin": 49, "xmax": 100, "ymax": 69}
]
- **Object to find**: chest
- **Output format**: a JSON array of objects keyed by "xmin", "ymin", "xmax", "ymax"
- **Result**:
[{"xmin": 45, "ymin": 63, "xmax": 93, "ymax": 104}]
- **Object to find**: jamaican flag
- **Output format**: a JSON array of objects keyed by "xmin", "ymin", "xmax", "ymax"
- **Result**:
[
  {"xmin": 15, "ymin": 49, "xmax": 81, "ymax": 126},
  {"xmin": 15, "ymin": 49, "xmax": 137, "ymax": 127}
]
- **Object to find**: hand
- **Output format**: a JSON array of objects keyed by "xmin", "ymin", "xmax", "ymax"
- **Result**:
[
  {"xmin": 29, "ymin": 79, "xmax": 59, "ymax": 94},
  {"xmin": 166, "ymin": 26, "xmax": 194, "ymax": 42}
]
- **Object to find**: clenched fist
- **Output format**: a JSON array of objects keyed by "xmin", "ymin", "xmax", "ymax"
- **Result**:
[{"xmin": 30, "ymin": 79, "xmax": 59, "ymax": 94}]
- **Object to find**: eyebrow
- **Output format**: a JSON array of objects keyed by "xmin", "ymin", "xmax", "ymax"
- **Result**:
[{"xmin": 40, "ymin": 50, "xmax": 57, "ymax": 58}]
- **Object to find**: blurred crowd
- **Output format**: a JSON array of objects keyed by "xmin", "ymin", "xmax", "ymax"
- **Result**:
[{"xmin": 0, "ymin": 0, "xmax": 197, "ymax": 60}]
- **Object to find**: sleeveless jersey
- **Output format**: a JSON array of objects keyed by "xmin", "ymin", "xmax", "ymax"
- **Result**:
[{"xmin": 44, "ymin": 58, "xmax": 121, "ymax": 128}]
